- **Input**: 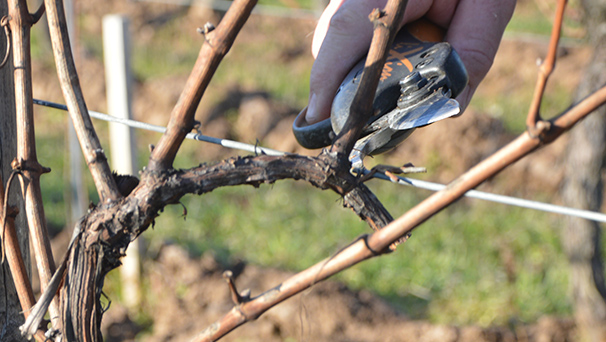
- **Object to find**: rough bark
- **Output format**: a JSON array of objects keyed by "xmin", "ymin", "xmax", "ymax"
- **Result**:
[
  {"xmin": 561, "ymin": 1, "xmax": 606, "ymax": 340},
  {"xmin": 0, "ymin": 1, "xmax": 29, "ymax": 340}
]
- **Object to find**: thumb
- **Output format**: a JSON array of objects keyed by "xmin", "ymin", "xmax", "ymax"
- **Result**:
[{"xmin": 306, "ymin": 0, "xmax": 387, "ymax": 124}]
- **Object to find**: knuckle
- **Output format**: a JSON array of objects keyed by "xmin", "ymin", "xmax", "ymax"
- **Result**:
[{"xmin": 455, "ymin": 36, "xmax": 498, "ymax": 87}]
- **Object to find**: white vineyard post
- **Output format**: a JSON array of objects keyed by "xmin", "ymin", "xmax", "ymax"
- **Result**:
[{"xmin": 103, "ymin": 14, "xmax": 142, "ymax": 311}]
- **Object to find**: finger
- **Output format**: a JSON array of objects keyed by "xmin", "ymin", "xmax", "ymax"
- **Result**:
[
  {"xmin": 311, "ymin": 0, "xmax": 437, "ymax": 57},
  {"xmin": 442, "ymin": 0, "xmax": 516, "ymax": 109}
]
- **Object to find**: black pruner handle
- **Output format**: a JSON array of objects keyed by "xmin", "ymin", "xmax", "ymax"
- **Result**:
[
  {"xmin": 331, "ymin": 20, "xmax": 468, "ymax": 135},
  {"xmin": 293, "ymin": 19, "xmax": 469, "ymax": 149},
  {"xmin": 292, "ymin": 106, "xmax": 334, "ymax": 149}
]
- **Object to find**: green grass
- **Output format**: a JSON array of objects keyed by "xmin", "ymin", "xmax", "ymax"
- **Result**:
[
  {"xmin": 506, "ymin": 0, "xmax": 584, "ymax": 38},
  {"xmin": 35, "ymin": 108, "xmax": 71, "ymax": 234},
  {"xmin": 130, "ymin": 19, "xmax": 202, "ymax": 80},
  {"xmin": 116, "ymin": 14, "xmax": 312, "ymax": 113},
  {"xmin": 470, "ymin": 81, "xmax": 575, "ymax": 134}
]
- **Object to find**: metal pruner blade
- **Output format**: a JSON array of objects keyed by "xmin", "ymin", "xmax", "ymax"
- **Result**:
[
  {"xmin": 350, "ymin": 89, "xmax": 461, "ymax": 174},
  {"xmin": 389, "ymin": 90, "xmax": 460, "ymax": 131}
]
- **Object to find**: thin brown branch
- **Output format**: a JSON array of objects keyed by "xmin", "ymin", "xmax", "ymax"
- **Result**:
[
  {"xmin": 147, "ymin": 0, "xmax": 258, "ymax": 171},
  {"xmin": 223, "ymin": 270, "xmax": 250, "ymax": 305},
  {"xmin": 0, "ymin": 182, "xmax": 47, "ymax": 342},
  {"xmin": 192, "ymin": 235, "xmax": 376, "ymax": 342},
  {"xmin": 330, "ymin": 0, "xmax": 408, "ymax": 159},
  {"xmin": 0, "ymin": 198, "xmax": 32, "ymax": 311},
  {"xmin": 526, "ymin": 0, "xmax": 567, "ymax": 135},
  {"xmin": 193, "ymin": 84, "xmax": 606, "ymax": 342},
  {"xmin": 368, "ymin": 85, "xmax": 606, "ymax": 249},
  {"xmin": 7, "ymin": 0, "xmax": 60, "ymax": 330},
  {"xmin": 43, "ymin": 0, "xmax": 120, "ymax": 203}
]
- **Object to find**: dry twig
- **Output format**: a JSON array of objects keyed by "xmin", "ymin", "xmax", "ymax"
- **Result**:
[
  {"xmin": 331, "ymin": 0, "xmax": 408, "ymax": 160},
  {"xmin": 526, "ymin": 0, "xmax": 567, "ymax": 136},
  {"xmin": 44, "ymin": 0, "xmax": 120, "ymax": 202},
  {"xmin": 7, "ymin": 0, "xmax": 60, "ymax": 330},
  {"xmin": 148, "ymin": 0, "xmax": 258, "ymax": 171},
  {"xmin": 0, "ymin": 180, "xmax": 47, "ymax": 342}
]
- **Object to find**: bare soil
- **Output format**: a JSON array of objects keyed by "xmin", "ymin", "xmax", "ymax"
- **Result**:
[{"xmin": 99, "ymin": 244, "xmax": 576, "ymax": 342}]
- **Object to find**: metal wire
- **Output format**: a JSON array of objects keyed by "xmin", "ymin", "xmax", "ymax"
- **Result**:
[
  {"xmin": 33, "ymin": 98, "xmax": 285, "ymax": 156},
  {"xmin": 368, "ymin": 172, "xmax": 606, "ymax": 223},
  {"xmin": 33, "ymin": 98, "xmax": 606, "ymax": 223}
]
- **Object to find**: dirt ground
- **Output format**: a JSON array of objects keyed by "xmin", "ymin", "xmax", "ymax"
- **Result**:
[
  {"xmin": 98, "ymin": 244, "xmax": 576, "ymax": 342},
  {"xmin": 33, "ymin": 0, "xmax": 596, "ymax": 340}
]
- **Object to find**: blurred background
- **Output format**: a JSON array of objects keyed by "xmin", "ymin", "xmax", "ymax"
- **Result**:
[{"xmin": 27, "ymin": 0, "xmax": 605, "ymax": 340}]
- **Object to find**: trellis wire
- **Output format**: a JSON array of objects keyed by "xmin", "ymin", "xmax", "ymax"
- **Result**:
[
  {"xmin": 33, "ymin": 98, "xmax": 606, "ymax": 223},
  {"xmin": 33, "ymin": 98, "xmax": 285, "ymax": 156}
]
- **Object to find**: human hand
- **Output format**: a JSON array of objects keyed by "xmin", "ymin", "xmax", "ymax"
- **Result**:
[{"xmin": 303, "ymin": 0, "xmax": 517, "ymax": 125}]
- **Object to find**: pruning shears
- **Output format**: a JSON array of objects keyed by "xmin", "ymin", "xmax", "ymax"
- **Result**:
[{"xmin": 293, "ymin": 19, "xmax": 469, "ymax": 172}]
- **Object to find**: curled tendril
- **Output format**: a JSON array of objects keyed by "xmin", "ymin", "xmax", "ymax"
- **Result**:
[{"xmin": 0, "ymin": 16, "xmax": 11, "ymax": 69}]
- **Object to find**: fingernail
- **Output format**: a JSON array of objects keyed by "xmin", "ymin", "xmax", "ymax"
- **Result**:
[{"xmin": 306, "ymin": 93, "xmax": 319, "ymax": 124}]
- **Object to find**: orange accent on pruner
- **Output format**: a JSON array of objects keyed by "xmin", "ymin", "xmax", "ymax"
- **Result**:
[
  {"xmin": 380, "ymin": 46, "xmax": 423, "ymax": 81},
  {"xmin": 406, "ymin": 18, "xmax": 445, "ymax": 42},
  {"xmin": 388, "ymin": 47, "xmax": 422, "ymax": 72}
]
